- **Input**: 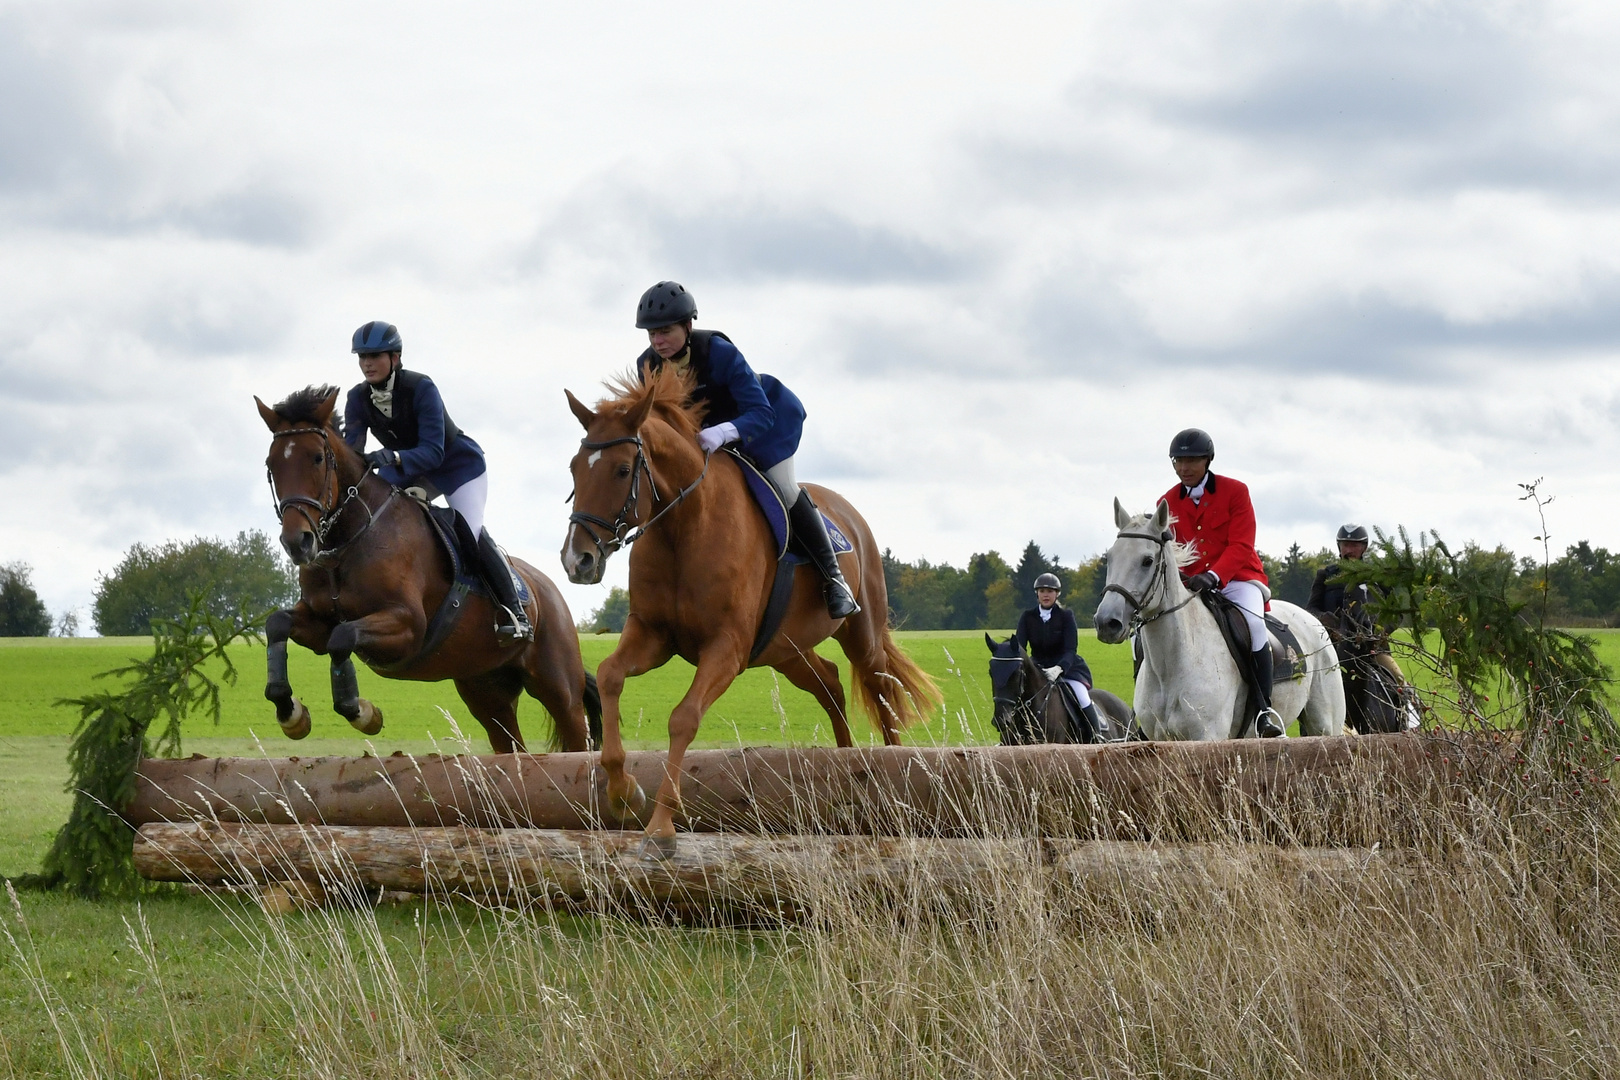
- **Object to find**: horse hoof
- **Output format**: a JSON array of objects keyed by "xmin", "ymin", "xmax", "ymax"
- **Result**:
[
  {"xmin": 637, "ymin": 834, "xmax": 677, "ymax": 862},
  {"xmin": 350, "ymin": 699, "xmax": 384, "ymax": 736},
  {"xmin": 279, "ymin": 697, "xmax": 312, "ymax": 740},
  {"xmin": 607, "ymin": 777, "xmax": 647, "ymax": 821}
]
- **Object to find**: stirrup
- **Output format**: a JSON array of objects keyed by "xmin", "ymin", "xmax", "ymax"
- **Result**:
[
  {"xmin": 824, "ymin": 579, "xmax": 860, "ymax": 619},
  {"xmin": 494, "ymin": 605, "xmax": 533, "ymax": 644},
  {"xmin": 1255, "ymin": 707, "xmax": 1285, "ymax": 738}
]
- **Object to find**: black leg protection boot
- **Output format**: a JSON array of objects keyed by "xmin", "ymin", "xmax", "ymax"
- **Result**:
[
  {"xmin": 789, "ymin": 490, "xmax": 860, "ymax": 619},
  {"xmin": 477, "ymin": 528, "xmax": 533, "ymax": 644},
  {"xmin": 1252, "ymin": 642, "xmax": 1285, "ymax": 737}
]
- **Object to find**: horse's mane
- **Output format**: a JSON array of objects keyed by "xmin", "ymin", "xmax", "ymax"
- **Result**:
[
  {"xmin": 1122, "ymin": 511, "xmax": 1198, "ymax": 569},
  {"xmin": 598, "ymin": 364, "xmax": 707, "ymax": 439},
  {"xmin": 273, "ymin": 384, "xmax": 342, "ymax": 429}
]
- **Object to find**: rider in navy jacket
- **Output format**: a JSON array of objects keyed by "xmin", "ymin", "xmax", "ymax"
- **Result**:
[
  {"xmin": 342, "ymin": 320, "xmax": 531, "ymax": 644},
  {"xmin": 1013, "ymin": 573, "xmax": 1110, "ymax": 739},
  {"xmin": 633, "ymin": 281, "xmax": 856, "ymax": 619}
]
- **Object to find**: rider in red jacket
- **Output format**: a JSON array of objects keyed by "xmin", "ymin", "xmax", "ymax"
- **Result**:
[{"xmin": 1160, "ymin": 428, "xmax": 1284, "ymax": 738}]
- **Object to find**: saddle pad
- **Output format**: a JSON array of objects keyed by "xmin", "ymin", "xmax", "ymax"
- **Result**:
[
  {"xmin": 1264, "ymin": 613, "xmax": 1306, "ymax": 682},
  {"xmin": 725, "ymin": 448, "xmax": 852, "ymax": 559}
]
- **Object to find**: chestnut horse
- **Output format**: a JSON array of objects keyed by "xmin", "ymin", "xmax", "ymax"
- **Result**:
[
  {"xmin": 256, "ymin": 385, "xmax": 598, "ymax": 753},
  {"xmin": 561, "ymin": 366, "xmax": 943, "ymax": 856}
]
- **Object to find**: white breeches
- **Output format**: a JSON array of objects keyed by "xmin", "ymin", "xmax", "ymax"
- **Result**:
[
  {"xmin": 1062, "ymin": 678, "xmax": 1092, "ymax": 708},
  {"xmin": 762, "ymin": 455, "xmax": 801, "ymax": 507},
  {"xmin": 446, "ymin": 472, "xmax": 488, "ymax": 537},
  {"xmin": 1221, "ymin": 578, "xmax": 1268, "ymax": 650}
]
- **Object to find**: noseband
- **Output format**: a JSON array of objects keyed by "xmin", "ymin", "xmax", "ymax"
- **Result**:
[
  {"xmin": 1103, "ymin": 529, "xmax": 1200, "ymax": 632},
  {"xmin": 266, "ymin": 425, "xmax": 390, "ymax": 563},
  {"xmin": 567, "ymin": 434, "xmax": 711, "ymax": 563}
]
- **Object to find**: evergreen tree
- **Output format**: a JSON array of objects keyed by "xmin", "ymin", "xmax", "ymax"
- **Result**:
[
  {"xmin": 0, "ymin": 562, "xmax": 52, "ymax": 637},
  {"xmin": 580, "ymin": 587, "xmax": 630, "ymax": 632}
]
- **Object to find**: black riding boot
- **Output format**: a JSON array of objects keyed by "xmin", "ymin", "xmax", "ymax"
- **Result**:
[
  {"xmin": 477, "ymin": 528, "xmax": 533, "ymax": 644},
  {"xmin": 1080, "ymin": 701, "xmax": 1112, "ymax": 743},
  {"xmin": 789, "ymin": 490, "xmax": 860, "ymax": 619},
  {"xmin": 1251, "ymin": 643, "xmax": 1285, "ymax": 738}
]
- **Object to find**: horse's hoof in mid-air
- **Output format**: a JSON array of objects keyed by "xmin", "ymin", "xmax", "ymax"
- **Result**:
[
  {"xmin": 607, "ymin": 776, "xmax": 648, "ymax": 821},
  {"xmin": 278, "ymin": 697, "xmax": 312, "ymax": 740},
  {"xmin": 636, "ymin": 833, "xmax": 677, "ymax": 862},
  {"xmin": 349, "ymin": 699, "xmax": 384, "ymax": 736}
]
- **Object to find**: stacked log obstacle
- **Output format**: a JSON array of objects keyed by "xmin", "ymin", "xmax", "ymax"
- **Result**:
[{"xmin": 129, "ymin": 733, "xmax": 1514, "ymax": 911}]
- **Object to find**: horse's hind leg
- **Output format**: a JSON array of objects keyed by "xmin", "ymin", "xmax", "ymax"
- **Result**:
[
  {"xmin": 774, "ymin": 647, "xmax": 853, "ymax": 747},
  {"xmin": 265, "ymin": 607, "xmax": 314, "ymax": 739},
  {"xmin": 519, "ymin": 635, "xmax": 592, "ymax": 753},
  {"xmin": 455, "ymin": 671, "xmax": 527, "ymax": 754}
]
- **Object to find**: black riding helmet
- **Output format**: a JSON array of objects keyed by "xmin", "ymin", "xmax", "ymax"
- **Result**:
[
  {"xmin": 1033, "ymin": 573, "xmax": 1062, "ymax": 592},
  {"xmin": 1337, "ymin": 524, "xmax": 1370, "ymax": 544},
  {"xmin": 1169, "ymin": 428, "xmax": 1214, "ymax": 458},
  {"xmin": 352, "ymin": 321, "xmax": 402, "ymax": 355},
  {"xmin": 636, "ymin": 281, "xmax": 698, "ymax": 329}
]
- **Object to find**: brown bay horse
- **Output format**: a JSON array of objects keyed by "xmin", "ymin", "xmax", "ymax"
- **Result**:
[
  {"xmin": 560, "ymin": 366, "xmax": 943, "ymax": 857},
  {"xmin": 256, "ymin": 385, "xmax": 598, "ymax": 753}
]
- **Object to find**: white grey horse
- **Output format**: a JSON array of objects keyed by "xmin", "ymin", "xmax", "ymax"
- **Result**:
[{"xmin": 1093, "ymin": 499, "xmax": 1346, "ymax": 741}]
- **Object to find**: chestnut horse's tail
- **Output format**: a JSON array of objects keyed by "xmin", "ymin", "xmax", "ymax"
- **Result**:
[{"xmin": 854, "ymin": 625, "xmax": 945, "ymax": 731}]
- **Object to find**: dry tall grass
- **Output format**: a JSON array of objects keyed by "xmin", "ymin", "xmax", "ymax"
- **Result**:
[{"xmin": 8, "ymin": 714, "xmax": 1620, "ymax": 1079}]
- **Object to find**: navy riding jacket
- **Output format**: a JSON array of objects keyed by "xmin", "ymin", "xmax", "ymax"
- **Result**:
[
  {"xmin": 1013, "ymin": 605, "xmax": 1094, "ymax": 686},
  {"xmin": 637, "ymin": 330, "xmax": 805, "ymax": 470},
  {"xmin": 343, "ymin": 369, "xmax": 487, "ymax": 494}
]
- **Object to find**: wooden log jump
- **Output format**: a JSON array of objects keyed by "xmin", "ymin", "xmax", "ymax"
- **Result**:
[
  {"xmin": 134, "ymin": 821, "xmax": 1412, "ymax": 916},
  {"xmin": 128, "ymin": 734, "xmax": 1511, "ymax": 844}
]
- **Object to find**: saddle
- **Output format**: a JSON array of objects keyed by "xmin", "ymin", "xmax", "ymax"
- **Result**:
[
  {"xmin": 370, "ymin": 496, "xmax": 531, "ymax": 672},
  {"xmin": 726, "ymin": 448, "xmax": 853, "ymax": 661},
  {"xmin": 1199, "ymin": 588, "xmax": 1305, "ymax": 681}
]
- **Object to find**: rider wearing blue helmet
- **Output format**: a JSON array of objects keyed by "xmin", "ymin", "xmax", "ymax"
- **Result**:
[
  {"xmin": 343, "ymin": 321, "xmax": 531, "ymax": 643},
  {"xmin": 633, "ymin": 282, "xmax": 860, "ymax": 619}
]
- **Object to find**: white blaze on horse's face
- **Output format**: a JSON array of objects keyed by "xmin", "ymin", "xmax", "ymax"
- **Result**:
[
  {"xmin": 587, "ymin": 450, "xmax": 602, "ymax": 469},
  {"xmin": 283, "ymin": 443, "xmax": 293, "ymax": 459}
]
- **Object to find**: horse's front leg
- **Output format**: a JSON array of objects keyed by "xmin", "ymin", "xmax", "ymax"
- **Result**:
[
  {"xmin": 593, "ymin": 615, "xmax": 673, "ymax": 822},
  {"xmin": 642, "ymin": 637, "xmax": 747, "ymax": 859},
  {"xmin": 265, "ymin": 603, "xmax": 326, "ymax": 739},
  {"xmin": 326, "ymin": 607, "xmax": 420, "ymax": 736}
]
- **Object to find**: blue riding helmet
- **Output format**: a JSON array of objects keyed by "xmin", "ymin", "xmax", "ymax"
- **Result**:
[{"xmin": 352, "ymin": 321, "xmax": 403, "ymax": 355}]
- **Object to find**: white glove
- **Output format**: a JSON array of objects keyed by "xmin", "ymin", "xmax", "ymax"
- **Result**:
[
  {"xmin": 1043, "ymin": 665, "xmax": 1064, "ymax": 680},
  {"xmin": 697, "ymin": 422, "xmax": 739, "ymax": 453}
]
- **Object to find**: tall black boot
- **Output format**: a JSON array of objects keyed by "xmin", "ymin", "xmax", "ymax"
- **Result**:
[
  {"xmin": 477, "ymin": 528, "xmax": 533, "ymax": 644},
  {"xmin": 789, "ymin": 490, "xmax": 860, "ymax": 619},
  {"xmin": 1080, "ymin": 701, "xmax": 1112, "ymax": 743},
  {"xmin": 1251, "ymin": 642, "xmax": 1284, "ymax": 738}
]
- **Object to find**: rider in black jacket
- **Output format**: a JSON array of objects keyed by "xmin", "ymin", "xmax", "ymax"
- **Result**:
[{"xmin": 1012, "ymin": 573, "xmax": 1111, "ymax": 740}]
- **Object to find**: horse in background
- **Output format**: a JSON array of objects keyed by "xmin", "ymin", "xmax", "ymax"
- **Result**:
[
  {"xmin": 984, "ymin": 634, "xmax": 1136, "ymax": 744},
  {"xmin": 256, "ymin": 385, "xmax": 599, "ymax": 753},
  {"xmin": 561, "ymin": 365, "xmax": 943, "ymax": 857},
  {"xmin": 1093, "ymin": 499, "xmax": 1345, "ymax": 740}
]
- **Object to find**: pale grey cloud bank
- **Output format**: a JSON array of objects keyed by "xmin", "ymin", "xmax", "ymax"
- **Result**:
[{"xmin": 1, "ymin": 0, "xmax": 1618, "ymax": 630}]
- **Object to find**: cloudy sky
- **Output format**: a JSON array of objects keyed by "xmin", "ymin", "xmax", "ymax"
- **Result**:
[{"xmin": 3, "ymin": 0, "xmax": 1618, "ymax": 628}]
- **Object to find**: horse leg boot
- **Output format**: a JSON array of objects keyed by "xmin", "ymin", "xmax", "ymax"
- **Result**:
[
  {"xmin": 477, "ymin": 528, "xmax": 533, "ymax": 644},
  {"xmin": 1250, "ymin": 642, "xmax": 1285, "ymax": 738},
  {"xmin": 789, "ymin": 489, "xmax": 860, "ymax": 619}
]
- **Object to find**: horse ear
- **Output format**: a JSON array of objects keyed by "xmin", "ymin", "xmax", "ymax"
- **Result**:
[
  {"xmin": 313, "ymin": 389, "xmax": 339, "ymax": 426},
  {"xmin": 255, "ymin": 396, "xmax": 281, "ymax": 432},
  {"xmin": 985, "ymin": 632, "xmax": 996, "ymax": 652},
  {"xmin": 564, "ymin": 389, "xmax": 596, "ymax": 430},
  {"xmin": 1153, "ymin": 498, "xmax": 1171, "ymax": 533},
  {"xmin": 1113, "ymin": 497, "xmax": 1131, "ymax": 531},
  {"xmin": 623, "ymin": 386, "xmax": 657, "ymax": 432}
]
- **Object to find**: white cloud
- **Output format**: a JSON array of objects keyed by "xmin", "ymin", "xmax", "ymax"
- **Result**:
[{"xmin": 1, "ymin": 0, "xmax": 1618, "ymax": 630}]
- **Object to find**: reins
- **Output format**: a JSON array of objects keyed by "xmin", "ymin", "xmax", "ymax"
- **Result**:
[{"xmin": 567, "ymin": 433, "xmax": 712, "ymax": 563}]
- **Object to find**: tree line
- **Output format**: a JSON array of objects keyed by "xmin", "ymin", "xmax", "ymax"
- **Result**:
[{"xmin": 7, "ymin": 529, "xmax": 1620, "ymax": 638}]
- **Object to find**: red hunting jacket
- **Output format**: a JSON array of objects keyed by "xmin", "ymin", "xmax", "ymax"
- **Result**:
[{"xmin": 1160, "ymin": 473, "xmax": 1268, "ymax": 587}]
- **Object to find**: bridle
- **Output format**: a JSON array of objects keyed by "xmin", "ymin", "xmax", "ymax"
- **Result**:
[
  {"xmin": 1102, "ymin": 529, "xmax": 1200, "ymax": 633},
  {"xmin": 266, "ymin": 425, "xmax": 393, "ymax": 565},
  {"xmin": 566, "ymin": 433, "xmax": 711, "ymax": 564}
]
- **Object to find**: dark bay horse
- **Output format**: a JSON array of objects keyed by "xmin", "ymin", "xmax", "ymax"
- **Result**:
[
  {"xmin": 984, "ymin": 634, "xmax": 1136, "ymax": 744},
  {"xmin": 255, "ymin": 386, "xmax": 598, "ymax": 753},
  {"xmin": 561, "ymin": 366, "xmax": 944, "ymax": 856}
]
